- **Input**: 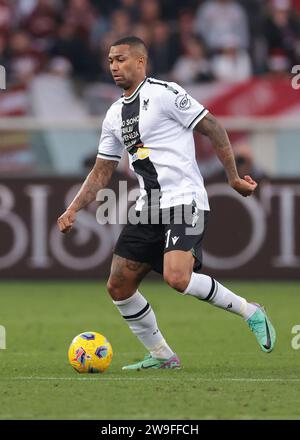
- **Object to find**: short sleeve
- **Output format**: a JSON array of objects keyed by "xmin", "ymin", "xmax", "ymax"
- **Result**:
[
  {"xmin": 97, "ymin": 113, "xmax": 123, "ymax": 162},
  {"xmin": 160, "ymin": 82, "xmax": 209, "ymax": 129}
]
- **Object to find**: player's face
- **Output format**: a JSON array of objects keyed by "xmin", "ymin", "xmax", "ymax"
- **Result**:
[{"xmin": 108, "ymin": 44, "xmax": 145, "ymax": 90}]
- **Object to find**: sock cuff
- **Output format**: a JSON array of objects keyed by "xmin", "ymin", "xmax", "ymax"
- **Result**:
[
  {"xmin": 204, "ymin": 277, "xmax": 217, "ymax": 301},
  {"xmin": 112, "ymin": 290, "xmax": 141, "ymax": 306},
  {"xmin": 183, "ymin": 272, "xmax": 197, "ymax": 295},
  {"xmin": 184, "ymin": 272, "xmax": 215, "ymax": 300}
]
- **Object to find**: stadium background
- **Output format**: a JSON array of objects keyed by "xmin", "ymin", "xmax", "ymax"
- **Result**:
[
  {"xmin": 1, "ymin": 0, "xmax": 300, "ymax": 279},
  {"xmin": 1, "ymin": 0, "xmax": 300, "ymax": 421}
]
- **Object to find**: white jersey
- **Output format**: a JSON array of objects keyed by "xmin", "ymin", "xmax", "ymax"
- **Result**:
[{"xmin": 97, "ymin": 77, "xmax": 210, "ymax": 211}]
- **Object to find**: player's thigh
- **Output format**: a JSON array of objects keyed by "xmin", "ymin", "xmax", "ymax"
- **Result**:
[{"xmin": 107, "ymin": 254, "xmax": 151, "ymax": 300}]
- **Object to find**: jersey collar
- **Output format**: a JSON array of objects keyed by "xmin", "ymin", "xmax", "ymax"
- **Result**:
[{"xmin": 122, "ymin": 77, "xmax": 147, "ymax": 104}]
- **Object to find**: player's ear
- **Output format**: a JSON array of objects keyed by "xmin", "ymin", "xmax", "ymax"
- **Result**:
[
  {"xmin": 137, "ymin": 57, "xmax": 143, "ymax": 68},
  {"xmin": 137, "ymin": 55, "xmax": 146, "ymax": 69}
]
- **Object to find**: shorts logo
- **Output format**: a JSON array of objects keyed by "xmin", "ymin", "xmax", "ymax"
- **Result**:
[
  {"xmin": 171, "ymin": 236, "xmax": 179, "ymax": 245},
  {"xmin": 175, "ymin": 93, "xmax": 191, "ymax": 111}
]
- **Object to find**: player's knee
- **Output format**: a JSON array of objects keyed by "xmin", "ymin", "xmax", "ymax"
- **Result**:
[
  {"xmin": 106, "ymin": 278, "xmax": 136, "ymax": 301},
  {"xmin": 106, "ymin": 278, "xmax": 123, "ymax": 301},
  {"xmin": 164, "ymin": 270, "xmax": 190, "ymax": 293}
]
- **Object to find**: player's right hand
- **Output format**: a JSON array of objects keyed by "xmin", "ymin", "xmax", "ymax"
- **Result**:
[{"xmin": 57, "ymin": 209, "xmax": 76, "ymax": 233}]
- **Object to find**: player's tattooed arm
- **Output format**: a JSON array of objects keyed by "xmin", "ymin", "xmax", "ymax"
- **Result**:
[
  {"xmin": 194, "ymin": 113, "xmax": 257, "ymax": 197},
  {"xmin": 68, "ymin": 158, "xmax": 117, "ymax": 212},
  {"xmin": 57, "ymin": 158, "xmax": 117, "ymax": 233},
  {"xmin": 194, "ymin": 113, "xmax": 239, "ymax": 185}
]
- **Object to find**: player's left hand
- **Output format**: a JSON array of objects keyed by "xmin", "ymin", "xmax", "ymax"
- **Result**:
[
  {"xmin": 57, "ymin": 209, "xmax": 76, "ymax": 233},
  {"xmin": 230, "ymin": 175, "xmax": 258, "ymax": 197}
]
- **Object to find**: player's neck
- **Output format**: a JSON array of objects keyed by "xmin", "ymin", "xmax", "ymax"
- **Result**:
[{"xmin": 123, "ymin": 76, "xmax": 146, "ymax": 97}]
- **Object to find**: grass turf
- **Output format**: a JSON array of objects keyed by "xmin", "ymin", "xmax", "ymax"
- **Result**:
[{"xmin": 0, "ymin": 280, "xmax": 300, "ymax": 420}]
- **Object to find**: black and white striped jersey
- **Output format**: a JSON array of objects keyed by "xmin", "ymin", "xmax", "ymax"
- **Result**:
[{"xmin": 97, "ymin": 77, "xmax": 210, "ymax": 211}]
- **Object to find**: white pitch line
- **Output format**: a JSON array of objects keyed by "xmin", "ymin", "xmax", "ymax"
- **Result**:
[{"xmin": 1, "ymin": 377, "xmax": 300, "ymax": 382}]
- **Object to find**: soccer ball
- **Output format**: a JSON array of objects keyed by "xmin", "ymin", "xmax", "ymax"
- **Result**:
[{"xmin": 68, "ymin": 331, "xmax": 113, "ymax": 374}]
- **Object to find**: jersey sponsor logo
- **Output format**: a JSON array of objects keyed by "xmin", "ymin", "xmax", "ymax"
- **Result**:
[
  {"xmin": 122, "ymin": 130, "xmax": 140, "ymax": 145},
  {"xmin": 175, "ymin": 93, "xmax": 191, "ymax": 111},
  {"xmin": 132, "ymin": 147, "xmax": 150, "ymax": 162},
  {"xmin": 122, "ymin": 115, "xmax": 139, "ymax": 126},
  {"xmin": 121, "ymin": 113, "xmax": 141, "ymax": 148}
]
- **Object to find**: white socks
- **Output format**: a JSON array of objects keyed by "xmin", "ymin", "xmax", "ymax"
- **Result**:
[
  {"xmin": 184, "ymin": 272, "xmax": 257, "ymax": 320},
  {"xmin": 113, "ymin": 276, "xmax": 256, "ymax": 358},
  {"xmin": 113, "ymin": 290, "xmax": 174, "ymax": 359}
]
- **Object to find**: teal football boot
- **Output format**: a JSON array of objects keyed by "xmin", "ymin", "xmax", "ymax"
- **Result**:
[
  {"xmin": 246, "ymin": 303, "xmax": 276, "ymax": 353},
  {"xmin": 122, "ymin": 353, "xmax": 181, "ymax": 370}
]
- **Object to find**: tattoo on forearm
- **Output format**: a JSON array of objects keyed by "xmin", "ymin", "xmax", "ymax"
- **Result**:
[
  {"xmin": 195, "ymin": 113, "xmax": 239, "ymax": 183},
  {"xmin": 69, "ymin": 159, "xmax": 117, "ymax": 212}
]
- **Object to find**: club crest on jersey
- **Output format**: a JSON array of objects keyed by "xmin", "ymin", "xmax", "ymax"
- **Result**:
[
  {"xmin": 142, "ymin": 99, "xmax": 149, "ymax": 110},
  {"xmin": 175, "ymin": 93, "xmax": 191, "ymax": 111},
  {"xmin": 132, "ymin": 147, "xmax": 150, "ymax": 162}
]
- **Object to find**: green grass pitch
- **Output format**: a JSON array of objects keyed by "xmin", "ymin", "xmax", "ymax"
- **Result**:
[{"xmin": 0, "ymin": 280, "xmax": 300, "ymax": 420}]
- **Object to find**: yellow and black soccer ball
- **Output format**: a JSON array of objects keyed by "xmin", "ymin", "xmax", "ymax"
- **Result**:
[{"xmin": 68, "ymin": 331, "xmax": 113, "ymax": 373}]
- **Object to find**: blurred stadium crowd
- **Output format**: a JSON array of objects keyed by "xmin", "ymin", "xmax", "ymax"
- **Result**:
[{"xmin": 1, "ymin": 0, "xmax": 300, "ymax": 88}]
